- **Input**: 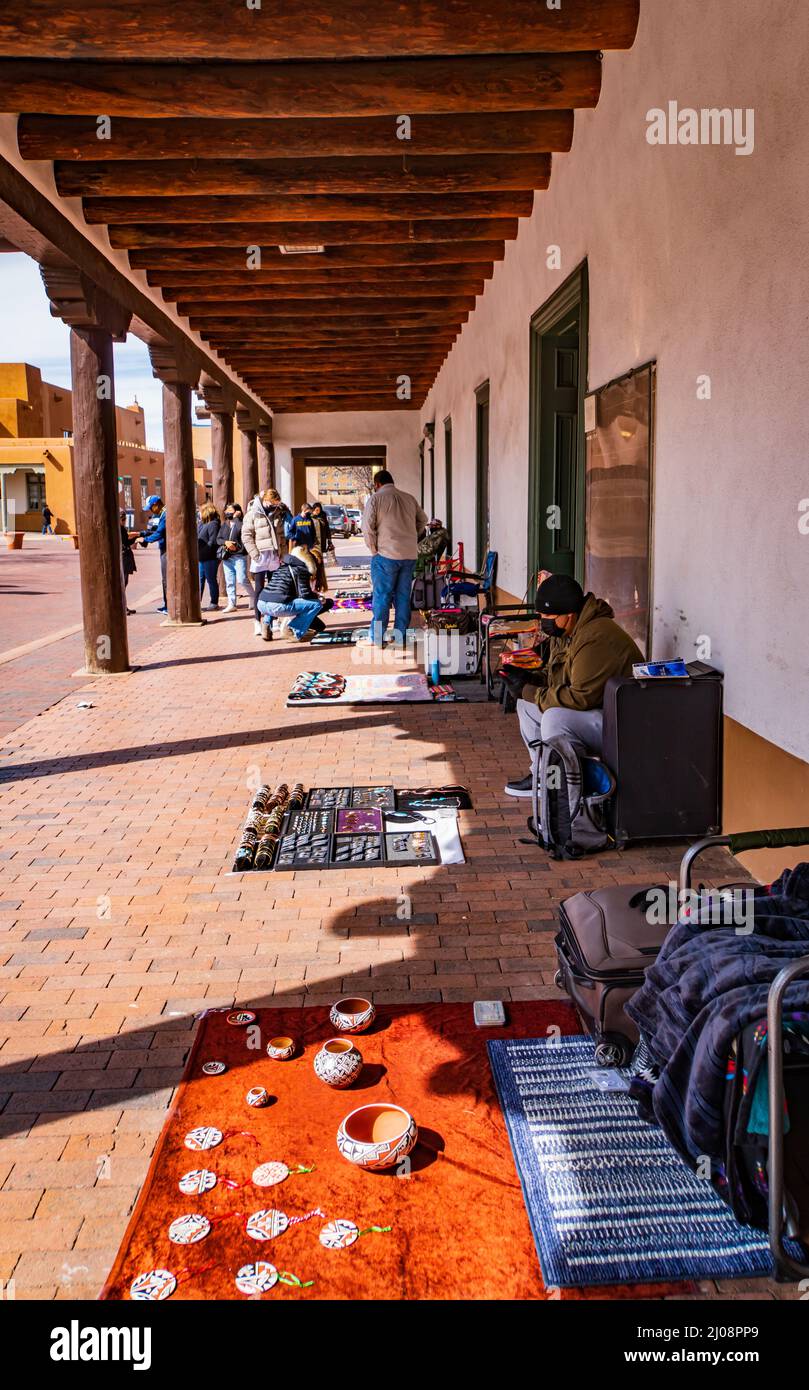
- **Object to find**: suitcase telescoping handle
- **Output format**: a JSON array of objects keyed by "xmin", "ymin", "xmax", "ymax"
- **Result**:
[
  {"xmin": 768, "ymin": 956, "xmax": 809, "ymax": 1281},
  {"xmin": 678, "ymin": 827, "xmax": 809, "ymax": 896}
]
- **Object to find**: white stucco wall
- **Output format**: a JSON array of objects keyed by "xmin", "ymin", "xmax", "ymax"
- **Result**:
[
  {"xmin": 272, "ymin": 409, "xmax": 422, "ymax": 508},
  {"xmin": 420, "ymin": 0, "xmax": 809, "ymax": 763}
]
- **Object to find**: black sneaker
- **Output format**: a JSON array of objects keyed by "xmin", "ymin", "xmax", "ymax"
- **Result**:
[{"xmin": 504, "ymin": 774, "xmax": 534, "ymax": 799}]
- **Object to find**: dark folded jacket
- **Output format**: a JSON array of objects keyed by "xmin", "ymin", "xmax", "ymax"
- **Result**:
[
  {"xmin": 262, "ymin": 556, "xmax": 318, "ymax": 605},
  {"xmin": 217, "ymin": 518, "xmax": 245, "ymax": 556}
]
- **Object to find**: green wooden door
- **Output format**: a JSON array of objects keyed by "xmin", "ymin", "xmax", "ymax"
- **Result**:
[
  {"xmin": 475, "ymin": 382, "xmax": 490, "ymax": 570},
  {"xmin": 527, "ymin": 265, "xmax": 588, "ymax": 588},
  {"xmin": 538, "ymin": 317, "xmax": 580, "ymax": 577},
  {"xmin": 443, "ymin": 416, "xmax": 453, "ymax": 545}
]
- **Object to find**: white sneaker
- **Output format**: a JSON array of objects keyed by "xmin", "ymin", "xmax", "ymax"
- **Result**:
[
  {"xmin": 277, "ymin": 616, "xmax": 294, "ymax": 637},
  {"xmin": 253, "ymin": 620, "xmax": 263, "ymax": 637},
  {"xmin": 223, "ymin": 602, "xmax": 236, "ymax": 614}
]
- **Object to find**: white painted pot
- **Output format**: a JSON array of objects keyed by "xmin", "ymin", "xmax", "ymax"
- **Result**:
[
  {"xmin": 329, "ymin": 996, "xmax": 376, "ymax": 1034},
  {"xmin": 313, "ymin": 1038, "xmax": 363, "ymax": 1089},
  {"xmin": 337, "ymin": 1103, "xmax": 418, "ymax": 1172}
]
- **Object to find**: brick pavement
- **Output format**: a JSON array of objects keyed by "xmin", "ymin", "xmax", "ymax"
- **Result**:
[{"xmin": 0, "ymin": 560, "xmax": 798, "ymax": 1300}]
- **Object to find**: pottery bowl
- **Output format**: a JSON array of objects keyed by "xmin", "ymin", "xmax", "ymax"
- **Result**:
[
  {"xmin": 336, "ymin": 1103, "xmax": 417, "ymax": 1171},
  {"xmin": 329, "ymin": 996, "xmax": 376, "ymax": 1034},
  {"xmin": 246, "ymin": 1086, "xmax": 270, "ymax": 1108},
  {"xmin": 314, "ymin": 1038, "xmax": 363, "ymax": 1089},
  {"xmin": 266, "ymin": 1035, "xmax": 296, "ymax": 1061}
]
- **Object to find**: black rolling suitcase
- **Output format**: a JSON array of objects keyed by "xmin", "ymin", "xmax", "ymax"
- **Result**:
[{"xmin": 602, "ymin": 661, "xmax": 723, "ymax": 845}]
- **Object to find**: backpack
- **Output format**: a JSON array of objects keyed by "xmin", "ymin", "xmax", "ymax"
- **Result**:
[{"xmin": 529, "ymin": 734, "xmax": 616, "ymax": 858}]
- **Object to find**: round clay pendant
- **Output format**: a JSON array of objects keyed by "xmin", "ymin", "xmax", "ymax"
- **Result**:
[
  {"xmin": 202, "ymin": 1061, "xmax": 227, "ymax": 1076},
  {"xmin": 319, "ymin": 1218, "xmax": 359, "ymax": 1250},
  {"xmin": 246, "ymin": 1208, "xmax": 289, "ymax": 1242},
  {"xmin": 227, "ymin": 1010, "xmax": 256, "ymax": 1026},
  {"xmin": 130, "ymin": 1269, "xmax": 177, "ymax": 1301},
  {"xmin": 169, "ymin": 1213, "xmax": 211, "ymax": 1245},
  {"xmin": 179, "ymin": 1168, "xmax": 217, "ymax": 1196},
  {"xmin": 235, "ymin": 1261, "xmax": 279, "ymax": 1296},
  {"xmin": 184, "ymin": 1126, "xmax": 223, "ymax": 1152},
  {"xmin": 252, "ymin": 1161, "xmax": 289, "ymax": 1188}
]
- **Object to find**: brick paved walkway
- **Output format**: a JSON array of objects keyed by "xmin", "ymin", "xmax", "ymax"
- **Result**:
[{"xmin": 0, "ymin": 556, "xmax": 797, "ymax": 1300}]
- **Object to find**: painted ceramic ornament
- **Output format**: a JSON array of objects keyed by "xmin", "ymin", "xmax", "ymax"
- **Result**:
[
  {"xmin": 227, "ymin": 1010, "xmax": 256, "ymax": 1026},
  {"xmin": 201, "ymin": 1061, "xmax": 227, "ymax": 1076},
  {"xmin": 246, "ymin": 1208, "xmax": 289, "ymax": 1241},
  {"xmin": 246, "ymin": 1086, "xmax": 271, "ymax": 1108},
  {"xmin": 179, "ymin": 1168, "xmax": 217, "ymax": 1196},
  {"xmin": 329, "ymin": 996, "xmax": 376, "ymax": 1034},
  {"xmin": 130, "ymin": 1269, "xmax": 177, "ymax": 1301},
  {"xmin": 319, "ymin": 1219, "xmax": 360, "ymax": 1250},
  {"xmin": 266, "ymin": 1035, "xmax": 296, "ymax": 1061},
  {"xmin": 169, "ymin": 1213, "xmax": 211, "ymax": 1245},
  {"xmin": 313, "ymin": 1037, "xmax": 363, "ymax": 1088},
  {"xmin": 184, "ymin": 1125, "xmax": 223, "ymax": 1152},
  {"xmin": 337, "ymin": 1104, "xmax": 418, "ymax": 1172},
  {"xmin": 235, "ymin": 1261, "xmax": 279, "ymax": 1295}
]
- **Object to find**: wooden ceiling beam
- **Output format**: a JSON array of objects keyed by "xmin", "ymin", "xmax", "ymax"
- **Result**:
[
  {"xmin": 150, "ymin": 264, "xmax": 493, "ymax": 289},
  {"xmin": 183, "ymin": 296, "xmax": 475, "ymax": 318},
  {"xmin": 162, "ymin": 281, "xmax": 483, "ymax": 303},
  {"xmin": 0, "ymin": 54, "xmax": 601, "ymax": 119},
  {"xmin": 110, "ymin": 219, "xmax": 519, "ymax": 250},
  {"xmin": 267, "ymin": 398, "xmax": 424, "ymax": 412},
  {"xmin": 83, "ymin": 191, "xmax": 534, "ymax": 225},
  {"xmin": 195, "ymin": 314, "xmax": 468, "ymax": 332},
  {"xmin": 18, "ymin": 112, "xmax": 574, "ymax": 163},
  {"xmin": 61, "ymin": 155, "xmax": 549, "ymax": 199},
  {"xmin": 129, "ymin": 243, "xmax": 506, "ymax": 271},
  {"xmin": 0, "ymin": 2, "xmax": 640, "ymax": 60}
]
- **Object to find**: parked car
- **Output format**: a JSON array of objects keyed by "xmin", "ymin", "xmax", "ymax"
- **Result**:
[
  {"xmin": 345, "ymin": 507, "xmax": 362, "ymax": 534},
  {"xmin": 324, "ymin": 504, "xmax": 353, "ymax": 538}
]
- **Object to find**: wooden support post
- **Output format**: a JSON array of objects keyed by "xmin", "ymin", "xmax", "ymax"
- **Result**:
[
  {"xmin": 210, "ymin": 411, "xmax": 234, "ymax": 514},
  {"xmin": 41, "ymin": 263, "xmax": 132, "ymax": 674},
  {"xmin": 237, "ymin": 409, "xmax": 259, "ymax": 510},
  {"xmin": 149, "ymin": 342, "xmax": 204, "ymax": 626},
  {"xmin": 257, "ymin": 421, "xmax": 275, "ymax": 492}
]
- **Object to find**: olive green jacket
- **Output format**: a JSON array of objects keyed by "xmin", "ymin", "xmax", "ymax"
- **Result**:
[{"xmin": 530, "ymin": 594, "xmax": 642, "ymax": 713}]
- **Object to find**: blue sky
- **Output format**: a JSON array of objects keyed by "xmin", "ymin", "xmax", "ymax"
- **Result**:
[{"xmin": 0, "ymin": 251, "xmax": 168, "ymax": 447}]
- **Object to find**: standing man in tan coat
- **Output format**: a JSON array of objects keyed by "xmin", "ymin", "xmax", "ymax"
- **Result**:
[{"xmin": 361, "ymin": 469, "xmax": 428, "ymax": 645}]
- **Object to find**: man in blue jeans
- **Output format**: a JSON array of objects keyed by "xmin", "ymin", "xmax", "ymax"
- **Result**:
[{"xmin": 361, "ymin": 469, "xmax": 427, "ymax": 645}]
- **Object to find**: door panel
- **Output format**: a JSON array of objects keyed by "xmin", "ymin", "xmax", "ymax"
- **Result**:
[{"xmin": 537, "ymin": 321, "xmax": 580, "ymax": 578}]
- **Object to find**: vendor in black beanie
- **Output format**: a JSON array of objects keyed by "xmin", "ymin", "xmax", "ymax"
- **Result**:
[{"xmin": 503, "ymin": 573, "xmax": 642, "ymax": 799}]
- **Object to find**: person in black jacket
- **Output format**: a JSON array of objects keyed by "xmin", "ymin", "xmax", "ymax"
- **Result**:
[
  {"xmin": 197, "ymin": 502, "xmax": 221, "ymax": 610},
  {"xmin": 256, "ymin": 545, "xmax": 332, "ymax": 642},
  {"xmin": 218, "ymin": 503, "xmax": 255, "ymax": 614}
]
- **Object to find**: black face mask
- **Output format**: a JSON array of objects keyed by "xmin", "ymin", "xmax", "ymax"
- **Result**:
[{"xmin": 539, "ymin": 616, "xmax": 568, "ymax": 638}]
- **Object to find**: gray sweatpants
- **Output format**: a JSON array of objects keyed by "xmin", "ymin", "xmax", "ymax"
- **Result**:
[{"xmin": 516, "ymin": 698, "xmax": 604, "ymax": 772}]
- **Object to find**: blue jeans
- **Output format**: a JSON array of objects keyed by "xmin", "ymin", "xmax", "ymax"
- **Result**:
[
  {"xmin": 370, "ymin": 554, "xmax": 416, "ymax": 643},
  {"xmin": 258, "ymin": 594, "xmax": 323, "ymax": 639},
  {"xmin": 42, "ymin": 523, "xmax": 53, "ymax": 534},
  {"xmin": 221, "ymin": 553, "xmax": 254, "ymax": 604},
  {"xmin": 199, "ymin": 559, "xmax": 219, "ymax": 605}
]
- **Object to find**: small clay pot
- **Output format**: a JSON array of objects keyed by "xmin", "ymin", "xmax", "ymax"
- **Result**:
[
  {"xmin": 329, "ymin": 996, "xmax": 376, "ymax": 1034},
  {"xmin": 337, "ymin": 1103, "xmax": 418, "ymax": 1172},
  {"xmin": 314, "ymin": 1038, "xmax": 363, "ymax": 1089},
  {"xmin": 266, "ymin": 1035, "xmax": 296, "ymax": 1061},
  {"xmin": 246, "ymin": 1086, "xmax": 270, "ymax": 1108}
]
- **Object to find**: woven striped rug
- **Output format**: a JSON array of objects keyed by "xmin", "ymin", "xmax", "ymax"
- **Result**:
[{"xmin": 488, "ymin": 1035, "xmax": 779, "ymax": 1288}]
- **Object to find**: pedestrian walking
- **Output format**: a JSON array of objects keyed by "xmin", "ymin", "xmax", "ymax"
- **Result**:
[
  {"xmin": 120, "ymin": 510, "xmax": 138, "ymax": 615},
  {"xmin": 41, "ymin": 503, "xmax": 54, "ymax": 535},
  {"xmin": 218, "ymin": 502, "xmax": 255, "ymax": 613}
]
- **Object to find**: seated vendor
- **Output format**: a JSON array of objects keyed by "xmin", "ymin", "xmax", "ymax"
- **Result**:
[{"xmin": 504, "ymin": 573, "xmax": 642, "ymax": 798}]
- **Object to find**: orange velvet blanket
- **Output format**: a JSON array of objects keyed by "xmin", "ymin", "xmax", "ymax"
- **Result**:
[{"xmin": 101, "ymin": 1002, "xmax": 689, "ymax": 1301}]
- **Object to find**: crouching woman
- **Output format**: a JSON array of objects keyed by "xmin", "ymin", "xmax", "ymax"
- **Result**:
[{"xmin": 256, "ymin": 544, "xmax": 332, "ymax": 641}]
